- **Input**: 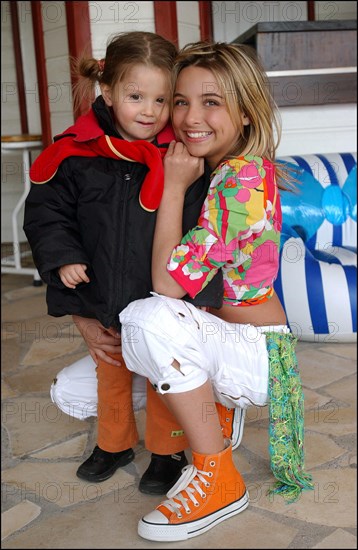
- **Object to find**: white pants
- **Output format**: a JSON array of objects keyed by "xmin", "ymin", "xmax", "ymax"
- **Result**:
[
  {"xmin": 50, "ymin": 355, "xmax": 147, "ymax": 420},
  {"xmin": 120, "ymin": 294, "xmax": 290, "ymax": 409}
]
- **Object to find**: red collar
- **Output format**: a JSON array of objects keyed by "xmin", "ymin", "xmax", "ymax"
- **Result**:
[
  {"xmin": 55, "ymin": 109, "xmax": 175, "ymax": 145},
  {"xmin": 30, "ymin": 112, "xmax": 176, "ymax": 212}
]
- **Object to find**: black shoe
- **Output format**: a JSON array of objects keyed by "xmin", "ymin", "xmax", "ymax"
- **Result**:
[
  {"xmin": 76, "ymin": 445, "xmax": 135, "ymax": 482},
  {"xmin": 139, "ymin": 451, "xmax": 188, "ymax": 495}
]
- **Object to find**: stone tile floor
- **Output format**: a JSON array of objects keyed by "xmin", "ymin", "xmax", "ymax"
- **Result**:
[{"xmin": 1, "ymin": 273, "xmax": 357, "ymax": 548}]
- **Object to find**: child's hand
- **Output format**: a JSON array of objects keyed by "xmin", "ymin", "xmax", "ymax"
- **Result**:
[
  {"xmin": 59, "ymin": 263, "xmax": 90, "ymax": 289},
  {"xmin": 164, "ymin": 141, "xmax": 204, "ymax": 192}
]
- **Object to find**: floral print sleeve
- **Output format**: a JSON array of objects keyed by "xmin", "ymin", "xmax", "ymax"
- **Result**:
[{"xmin": 167, "ymin": 156, "xmax": 282, "ymax": 305}]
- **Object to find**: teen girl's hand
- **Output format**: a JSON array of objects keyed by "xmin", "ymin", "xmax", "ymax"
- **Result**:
[
  {"xmin": 59, "ymin": 263, "xmax": 90, "ymax": 289},
  {"xmin": 163, "ymin": 141, "xmax": 204, "ymax": 194},
  {"xmin": 72, "ymin": 315, "xmax": 122, "ymax": 367}
]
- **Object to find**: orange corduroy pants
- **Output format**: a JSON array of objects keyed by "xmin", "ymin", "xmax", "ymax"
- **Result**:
[{"xmin": 96, "ymin": 353, "xmax": 189, "ymax": 454}]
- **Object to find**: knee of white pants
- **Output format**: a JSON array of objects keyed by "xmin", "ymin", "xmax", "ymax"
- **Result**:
[
  {"xmin": 154, "ymin": 367, "xmax": 208, "ymax": 395},
  {"xmin": 122, "ymin": 326, "xmax": 208, "ymax": 395},
  {"xmin": 50, "ymin": 355, "xmax": 98, "ymax": 420}
]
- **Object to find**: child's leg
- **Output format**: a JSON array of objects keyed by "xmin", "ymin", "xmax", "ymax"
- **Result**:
[
  {"xmin": 96, "ymin": 354, "xmax": 139, "ymax": 452},
  {"xmin": 98, "ymin": 356, "xmax": 189, "ymax": 494}
]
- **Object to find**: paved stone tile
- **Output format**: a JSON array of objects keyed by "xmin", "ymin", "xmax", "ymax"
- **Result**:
[
  {"xmin": 319, "ymin": 344, "xmax": 357, "ymax": 361},
  {"xmin": 1, "ymin": 381, "xmax": 18, "ymax": 400},
  {"xmin": 2, "ymin": 396, "xmax": 88, "ymax": 456},
  {"xmin": 302, "ymin": 387, "xmax": 338, "ymax": 411},
  {"xmin": 297, "ymin": 349, "xmax": 356, "ymax": 389},
  {"xmin": 252, "ymin": 469, "xmax": 357, "ymax": 529},
  {"xmin": 304, "ymin": 432, "xmax": 347, "ymax": 469},
  {"xmin": 1, "ymin": 339, "xmax": 21, "ymax": 375},
  {"xmin": 2, "ymin": 285, "xmax": 46, "ymax": 303},
  {"xmin": 312, "ymin": 528, "xmax": 357, "ymax": 549},
  {"xmin": 1, "ymin": 461, "xmax": 136, "ymax": 508},
  {"xmin": 0, "ymin": 494, "xmax": 298, "ymax": 549},
  {"xmin": 1, "ymin": 274, "xmax": 36, "ymax": 293},
  {"xmin": 238, "ymin": 425, "xmax": 347, "ymax": 471},
  {"xmin": 4, "ymin": 352, "xmax": 88, "ymax": 394},
  {"xmin": 1, "ymin": 500, "xmax": 42, "ymax": 541},
  {"xmin": 304, "ymin": 406, "xmax": 356, "ymax": 437},
  {"xmin": 22, "ymin": 338, "xmax": 84, "ymax": 366},
  {"xmin": 2, "ymin": 297, "xmax": 48, "ymax": 323},
  {"xmin": 30, "ymin": 434, "xmax": 88, "ymax": 459},
  {"xmin": 323, "ymin": 374, "xmax": 357, "ymax": 406},
  {"xmin": 245, "ymin": 403, "xmax": 269, "ymax": 422}
]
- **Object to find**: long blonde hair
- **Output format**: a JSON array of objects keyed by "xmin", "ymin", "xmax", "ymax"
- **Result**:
[
  {"xmin": 173, "ymin": 42, "xmax": 295, "ymax": 189},
  {"xmin": 72, "ymin": 31, "xmax": 177, "ymax": 115}
]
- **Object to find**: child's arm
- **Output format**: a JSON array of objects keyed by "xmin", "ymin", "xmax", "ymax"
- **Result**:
[
  {"xmin": 24, "ymin": 161, "xmax": 89, "ymax": 287},
  {"xmin": 59, "ymin": 263, "xmax": 90, "ymax": 289}
]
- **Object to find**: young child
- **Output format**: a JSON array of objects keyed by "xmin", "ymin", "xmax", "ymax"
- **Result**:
[
  {"xmin": 23, "ymin": 32, "xmax": 242, "ymax": 494},
  {"xmin": 119, "ymin": 41, "xmax": 313, "ymax": 541}
]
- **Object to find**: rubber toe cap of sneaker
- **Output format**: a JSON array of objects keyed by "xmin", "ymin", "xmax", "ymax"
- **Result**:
[{"xmin": 142, "ymin": 510, "xmax": 169, "ymax": 525}]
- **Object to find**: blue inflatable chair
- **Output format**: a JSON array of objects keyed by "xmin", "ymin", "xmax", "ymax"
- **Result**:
[{"xmin": 274, "ymin": 153, "xmax": 357, "ymax": 342}]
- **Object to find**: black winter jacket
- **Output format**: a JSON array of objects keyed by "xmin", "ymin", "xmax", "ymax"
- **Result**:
[{"xmin": 24, "ymin": 97, "xmax": 223, "ymax": 329}]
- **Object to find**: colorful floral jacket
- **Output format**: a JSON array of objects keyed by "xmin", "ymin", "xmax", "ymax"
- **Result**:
[{"xmin": 168, "ymin": 155, "xmax": 282, "ymax": 306}]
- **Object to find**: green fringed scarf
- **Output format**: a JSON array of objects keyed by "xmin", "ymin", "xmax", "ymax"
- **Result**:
[{"xmin": 266, "ymin": 331, "xmax": 314, "ymax": 503}]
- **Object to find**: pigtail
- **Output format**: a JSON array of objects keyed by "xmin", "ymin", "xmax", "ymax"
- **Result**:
[{"xmin": 71, "ymin": 55, "xmax": 104, "ymax": 116}]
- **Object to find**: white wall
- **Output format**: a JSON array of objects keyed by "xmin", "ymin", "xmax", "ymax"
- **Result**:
[
  {"xmin": 89, "ymin": 1, "xmax": 156, "ymax": 59},
  {"xmin": 277, "ymin": 104, "xmax": 357, "ymax": 157},
  {"xmin": 177, "ymin": 1, "xmax": 200, "ymax": 47},
  {"xmin": 315, "ymin": 1, "xmax": 357, "ymax": 20},
  {"xmin": 42, "ymin": 1, "xmax": 73, "ymax": 137}
]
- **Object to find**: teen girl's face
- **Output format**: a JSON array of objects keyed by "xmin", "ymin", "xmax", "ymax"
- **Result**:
[
  {"xmin": 102, "ymin": 64, "xmax": 170, "ymax": 142},
  {"xmin": 172, "ymin": 66, "xmax": 249, "ymax": 169}
]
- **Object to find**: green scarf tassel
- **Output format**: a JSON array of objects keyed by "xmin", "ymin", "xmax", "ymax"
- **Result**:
[{"xmin": 266, "ymin": 331, "xmax": 314, "ymax": 503}]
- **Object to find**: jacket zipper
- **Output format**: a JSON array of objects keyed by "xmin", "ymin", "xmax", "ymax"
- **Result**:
[{"xmin": 116, "ymin": 172, "xmax": 131, "ymax": 321}]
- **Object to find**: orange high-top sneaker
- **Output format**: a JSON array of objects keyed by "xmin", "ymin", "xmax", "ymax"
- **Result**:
[
  {"xmin": 215, "ymin": 403, "xmax": 246, "ymax": 450},
  {"xmin": 138, "ymin": 439, "xmax": 249, "ymax": 541}
]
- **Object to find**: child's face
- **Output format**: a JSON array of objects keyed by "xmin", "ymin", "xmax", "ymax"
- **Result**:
[
  {"xmin": 172, "ymin": 66, "xmax": 249, "ymax": 169},
  {"xmin": 102, "ymin": 64, "xmax": 170, "ymax": 142}
]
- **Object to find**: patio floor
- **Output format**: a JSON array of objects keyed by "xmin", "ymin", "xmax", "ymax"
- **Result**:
[{"xmin": 1, "ymin": 273, "xmax": 357, "ymax": 549}]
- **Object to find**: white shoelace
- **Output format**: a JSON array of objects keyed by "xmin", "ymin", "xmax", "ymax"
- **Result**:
[{"xmin": 161, "ymin": 465, "xmax": 212, "ymax": 518}]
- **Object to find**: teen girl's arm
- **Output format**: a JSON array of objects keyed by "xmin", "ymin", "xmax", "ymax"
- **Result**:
[
  {"xmin": 152, "ymin": 141, "xmax": 204, "ymax": 297},
  {"xmin": 156, "ymin": 153, "xmax": 286, "ymax": 326}
]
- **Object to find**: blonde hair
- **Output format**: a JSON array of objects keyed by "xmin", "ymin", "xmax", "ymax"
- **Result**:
[
  {"xmin": 173, "ymin": 41, "xmax": 295, "ymax": 189},
  {"xmin": 72, "ymin": 31, "xmax": 177, "ymax": 115}
]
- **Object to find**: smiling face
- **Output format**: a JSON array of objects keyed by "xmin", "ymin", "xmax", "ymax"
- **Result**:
[
  {"xmin": 101, "ymin": 64, "xmax": 170, "ymax": 142},
  {"xmin": 172, "ymin": 65, "xmax": 250, "ymax": 169}
]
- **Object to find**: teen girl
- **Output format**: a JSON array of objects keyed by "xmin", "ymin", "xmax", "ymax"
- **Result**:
[{"xmin": 120, "ymin": 41, "xmax": 313, "ymax": 541}]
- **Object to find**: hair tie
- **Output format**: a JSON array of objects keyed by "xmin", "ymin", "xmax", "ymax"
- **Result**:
[{"xmin": 98, "ymin": 59, "xmax": 105, "ymax": 73}]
